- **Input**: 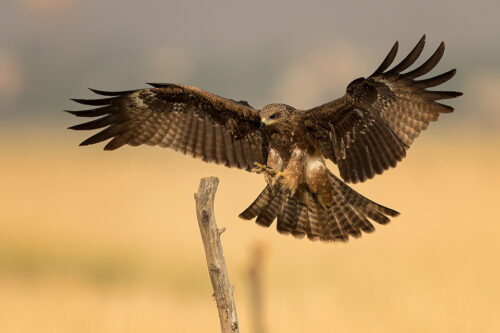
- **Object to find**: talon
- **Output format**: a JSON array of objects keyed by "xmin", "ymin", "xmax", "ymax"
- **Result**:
[
  {"xmin": 252, "ymin": 162, "xmax": 286, "ymax": 188},
  {"xmin": 252, "ymin": 162, "xmax": 268, "ymax": 174}
]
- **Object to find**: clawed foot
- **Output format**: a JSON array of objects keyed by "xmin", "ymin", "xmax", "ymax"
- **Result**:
[
  {"xmin": 251, "ymin": 162, "xmax": 267, "ymax": 174},
  {"xmin": 252, "ymin": 162, "xmax": 298, "ymax": 195},
  {"xmin": 252, "ymin": 162, "xmax": 281, "ymax": 176},
  {"xmin": 253, "ymin": 162, "xmax": 286, "ymax": 188}
]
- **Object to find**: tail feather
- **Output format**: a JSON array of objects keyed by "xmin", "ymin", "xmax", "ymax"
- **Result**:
[
  {"xmin": 324, "ymin": 207, "xmax": 347, "ymax": 241},
  {"xmin": 238, "ymin": 186, "xmax": 273, "ymax": 220},
  {"xmin": 330, "ymin": 189, "xmax": 364, "ymax": 239},
  {"xmin": 276, "ymin": 196, "xmax": 298, "ymax": 234},
  {"xmin": 364, "ymin": 209, "xmax": 391, "ymax": 225},
  {"xmin": 303, "ymin": 190, "xmax": 322, "ymax": 240},
  {"xmin": 255, "ymin": 192, "xmax": 286, "ymax": 227},
  {"xmin": 329, "ymin": 170, "xmax": 400, "ymax": 218},
  {"xmin": 240, "ymin": 172, "xmax": 399, "ymax": 242},
  {"xmin": 295, "ymin": 200, "xmax": 309, "ymax": 238}
]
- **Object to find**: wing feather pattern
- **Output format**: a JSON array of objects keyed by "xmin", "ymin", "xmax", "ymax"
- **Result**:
[
  {"xmin": 67, "ymin": 83, "xmax": 267, "ymax": 171},
  {"xmin": 302, "ymin": 35, "xmax": 462, "ymax": 183}
]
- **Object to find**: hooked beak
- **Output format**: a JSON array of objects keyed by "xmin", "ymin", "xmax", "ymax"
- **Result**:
[{"xmin": 260, "ymin": 117, "xmax": 267, "ymax": 128}]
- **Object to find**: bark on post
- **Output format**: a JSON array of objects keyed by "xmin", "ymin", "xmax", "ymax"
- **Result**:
[{"xmin": 194, "ymin": 177, "xmax": 239, "ymax": 333}]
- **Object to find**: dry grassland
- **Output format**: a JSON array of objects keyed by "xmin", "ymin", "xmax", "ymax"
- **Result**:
[{"xmin": 0, "ymin": 128, "xmax": 499, "ymax": 332}]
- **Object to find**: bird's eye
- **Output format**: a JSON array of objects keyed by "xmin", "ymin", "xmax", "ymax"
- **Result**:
[{"xmin": 269, "ymin": 113, "xmax": 278, "ymax": 119}]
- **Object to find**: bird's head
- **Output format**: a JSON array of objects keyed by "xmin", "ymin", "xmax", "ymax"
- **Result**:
[{"xmin": 259, "ymin": 103, "xmax": 295, "ymax": 126}]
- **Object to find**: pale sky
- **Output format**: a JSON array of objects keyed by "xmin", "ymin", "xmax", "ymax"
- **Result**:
[{"xmin": 1, "ymin": 0, "xmax": 499, "ymax": 128}]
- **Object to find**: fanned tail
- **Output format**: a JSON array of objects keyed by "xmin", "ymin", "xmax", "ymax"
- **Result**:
[{"xmin": 239, "ymin": 174, "xmax": 399, "ymax": 242}]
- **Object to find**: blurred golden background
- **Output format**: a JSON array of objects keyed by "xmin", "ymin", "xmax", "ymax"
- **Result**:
[{"xmin": 2, "ymin": 0, "xmax": 500, "ymax": 332}]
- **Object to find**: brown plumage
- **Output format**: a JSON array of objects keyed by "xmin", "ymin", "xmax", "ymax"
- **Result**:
[{"xmin": 67, "ymin": 35, "xmax": 462, "ymax": 242}]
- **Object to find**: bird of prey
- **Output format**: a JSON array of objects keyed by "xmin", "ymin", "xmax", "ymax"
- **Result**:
[{"xmin": 67, "ymin": 35, "xmax": 461, "ymax": 242}]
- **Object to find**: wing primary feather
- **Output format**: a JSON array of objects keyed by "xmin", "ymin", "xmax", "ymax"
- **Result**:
[
  {"xmin": 371, "ymin": 41, "xmax": 399, "ymax": 76},
  {"xmin": 88, "ymin": 88, "xmax": 136, "ymax": 96},
  {"xmin": 64, "ymin": 106, "xmax": 111, "ymax": 117},
  {"xmin": 414, "ymin": 69, "xmax": 456, "ymax": 88},
  {"xmin": 68, "ymin": 114, "xmax": 118, "ymax": 130},
  {"xmin": 402, "ymin": 42, "xmax": 445, "ymax": 79},
  {"xmin": 103, "ymin": 135, "xmax": 128, "ymax": 150},
  {"xmin": 434, "ymin": 102, "xmax": 455, "ymax": 113},
  {"xmin": 71, "ymin": 97, "xmax": 116, "ymax": 106},
  {"xmin": 386, "ymin": 35, "xmax": 426, "ymax": 74},
  {"xmin": 146, "ymin": 83, "xmax": 176, "ymax": 88},
  {"xmin": 80, "ymin": 125, "xmax": 124, "ymax": 146},
  {"xmin": 102, "ymin": 107, "xmax": 154, "ymax": 150},
  {"xmin": 425, "ymin": 91, "xmax": 463, "ymax": 100}
]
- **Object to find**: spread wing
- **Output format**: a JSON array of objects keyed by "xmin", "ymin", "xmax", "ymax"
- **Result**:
[
  {"xmin": 67, "ymin": 83, "xmax": 268, "ymax": 171},
  {"xmin": 301, "ymin": 35, "xmax": 462, "ymax": 183}
]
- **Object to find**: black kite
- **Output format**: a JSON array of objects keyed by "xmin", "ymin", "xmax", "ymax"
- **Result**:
[{"xmin": 67, "ymin": 36, "xmax": 462, "ymax": 242}]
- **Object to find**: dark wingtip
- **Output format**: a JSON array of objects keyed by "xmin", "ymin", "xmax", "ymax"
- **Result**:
[
  {"xmin": 147, "ymin": 82, "xmax": 173, "ymax": 88},
  {"xmin": 372, "ymin": 40, "xmax": 399, "ymax": 76},
  {"xmin": 88, "ymin": 88, "xmax": 137, "ymax": 96},
  {"xmin": 426, "ymin": 91, "xmax": 463, "ymax": 100},
  {"xmin": 435, "ymin": 102, "xmax": 456, "ymax": 113},
  {"xmin": 88, "ymin": 88, "xmax": 114, "ymax": 96},
  {"xmin": 386, "ymin": 35, "xmax": 426, "ymax": 74},
  {"xmin": 402, "ymin": 41, "xmax": 445, "ymax": 79},
  {"xmin": 71, "ymin": 97, "xmax": 115, "ymax": 106},
  {"xmin": 63, "ymin": 106, "xmax": 111, "ymax": 118}
]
